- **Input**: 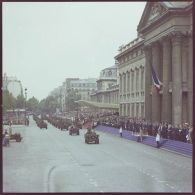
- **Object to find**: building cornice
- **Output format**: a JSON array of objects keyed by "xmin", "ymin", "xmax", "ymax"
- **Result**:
[
  {"xmin": 118, "ymin": 54, "xmax": 145, "ymax": 69},
  {"xmin": 115, "ymin": 40, "xmax": 144, "ymax": 59},
  {"xmin": 138, "ymin": 8, "xmax": 192, "ymax": 35}
]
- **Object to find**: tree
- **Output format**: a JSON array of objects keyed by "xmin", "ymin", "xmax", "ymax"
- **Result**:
[
  {"xmin": 27, "ymin": 96, "xmax": 39, "ymax": 112},
  {"xmin": 38, "ymin": 96, "xmax": 60, "ymax": 114},
  {"xmin": 16, "ymin": 94, "xmax": 25, "ymax": 109},
  {"xmin": 3, "ymin": 90, "xmax": 16, "ymax": 113},
  {"xmin": 65, "ymin": 89, "xmax": 81, "ymax": 112},
  {"xmin": 45, "ymin": 96, "xmax": 60, "ymax": 113}
]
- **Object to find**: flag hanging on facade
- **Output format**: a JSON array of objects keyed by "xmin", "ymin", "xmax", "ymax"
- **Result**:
[{"xmin": 149, "ymin": 64, "xmax": 162, "ymax": 92}]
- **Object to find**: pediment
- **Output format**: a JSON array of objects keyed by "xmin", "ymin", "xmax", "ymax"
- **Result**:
[{"xmin": 137, "ymin": 2, "xmax": 167, "ymax": 33}]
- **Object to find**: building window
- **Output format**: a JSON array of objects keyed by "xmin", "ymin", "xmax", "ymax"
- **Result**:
[{"xmin": 108, "ymin": 70, "xmax": 112, "ymax": 76}]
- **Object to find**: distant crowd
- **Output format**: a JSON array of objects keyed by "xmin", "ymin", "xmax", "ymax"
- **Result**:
[{"xmin": 78, "ymin": 111, "xmax": 193, "ymax": 144}]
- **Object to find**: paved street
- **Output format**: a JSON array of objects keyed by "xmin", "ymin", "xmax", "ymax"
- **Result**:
[{"xmin": 3, "ymin": 117, "xmax": 192, "ymax": 193}]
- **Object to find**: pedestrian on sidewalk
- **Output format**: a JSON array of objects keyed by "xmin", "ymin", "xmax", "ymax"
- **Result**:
[
  {"xmin": 139, "ymin": 124, "xmax": 143, "ymax": 142},
  {"xmin": 156, "ymin": 132, "xmax": 161, "ymax": 148},
  {"xmin": 119, "ymin": 126, "xmax": 123, "ymax": 137},
  {"xmin": 8, "ymin": 123, "xmax": 12, "ymax": 138}
]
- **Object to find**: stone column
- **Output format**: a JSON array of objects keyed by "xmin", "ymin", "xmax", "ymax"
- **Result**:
[
  {"xmin": 134, "ymin": 69, "xmax": 136, "ymax": 95},
  {"xmin": 188, "ymin": 33, "xmax": 193, "ymax": 125},
  {"xmin": 131, "ymin": 103, "xmax": 134, "ymax": 117},
  {"xmin": 129, "ymin": 103, "xmax": 131, "ymax": 117},
  {"xmin": 143, "ymin": 45, "xmax": 152, "ymax": 122},
  {"xmin": 127, "ymin": 103, "xmax": 130, "ymax": 116},
  {"xmin": 151, "ymin": 42, "xmax": 161, "ymax": 123},
  {"xmin": 123, "ymin": 73, "xmax": 126, "ymax": 94},
  {"xmin": 139, "ymin": 67, "xmax": 141, "ymax": 93},
  {"xmin": 125, "ymin": 104, "xmax": 127, "ymax": 116},
  {"xmin": 161, "ymin": 36, "xmax": 172, "ymax": 123},
  {"xmin": 119, "ymin": 104, "xmax": 122, "ymax": 116},
  {"xmin": 130, "ymin": 70, "xmax": 132, "ymax": 94},
  {"xmin": 126, "ymin": 72, "xmax": 128, "ymax": 94},
  {"xmin": 128, "ymin": 71, "xmax": 131, "ymax": 93},
  {"xmin": 171, "ymin": 32, "xmax": 182, "ymax": 126},
  {"xmin": 119, "ymin": 74, "xmax": 122, "ymax": 97},
  {"xmin": 123, "ymin": 104, "xmax": 125, "ymax": 116}
]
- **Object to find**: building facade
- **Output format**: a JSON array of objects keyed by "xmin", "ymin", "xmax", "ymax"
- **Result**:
[
  {"xmin": 115, "ymin": 38, "xmax": 145, "ymax": 118},
  {"xmin": 115, "ymin": 1, "xmax": 192, "ymax": 126},
  {"xmin": 138, "ymin": 1, "xmax": 192, "ymax": 126},
  {"xmin": 90, "ymin": 65, "xmax": 119, "ymax": 106},
  {"xmin": 3, "ymin": 73, "xmax": 23, "ymax": 98},
  {"xmin": 69, "ymin": 78, "xmax": 97, "ymax": 101}
]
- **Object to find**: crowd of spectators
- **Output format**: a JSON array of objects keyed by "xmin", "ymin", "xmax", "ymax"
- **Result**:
[{"xmin": 78, "ymin": 111, "xmax": 193, "ymax": 144}]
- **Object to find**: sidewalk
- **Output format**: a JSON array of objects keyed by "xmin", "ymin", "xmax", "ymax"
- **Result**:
[{"xmin": 95, "ymin": 125, "xmax": 192, "ymax": 157}]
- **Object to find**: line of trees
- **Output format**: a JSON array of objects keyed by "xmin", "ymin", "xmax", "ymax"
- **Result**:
[
  {"xmin": 3, "ymin": 90, "xmax": 61, "ymax": 114},
  {"xmin": 3, "ymin": 88, "xmax": 82, "ymax": 115}
]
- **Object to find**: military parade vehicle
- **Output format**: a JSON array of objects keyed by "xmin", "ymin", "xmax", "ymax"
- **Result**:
[
  {"xmin": 9, "ymin": 133, "xmax": 22, "ymax": 142},
  {"xmin": 3, "ymin": 132, "xmax": 22, "ymax": 145},
  {"xmin": 69, "ymin": 125, "xmax": 80, "ymax": 135},
  {"xmin": 33, "ymin": 115, "xmax": 48, "ymax": 129},
  {"xmin": 84, "ymin": 127, "xmax": 99, "ymax": 144}
]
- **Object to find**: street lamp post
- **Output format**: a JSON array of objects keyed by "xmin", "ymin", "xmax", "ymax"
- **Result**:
[{"xmin": 24, "ymin": 88, "xmax": 27, "ymax": 125}]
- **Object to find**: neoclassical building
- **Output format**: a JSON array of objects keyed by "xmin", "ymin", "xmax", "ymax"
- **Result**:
[
  {"xmin": 76, "ymin": 65, "xmax": 119, "ymax": 113},
  {"xmin": 115, "ymin": 1, "xmax": 192, "ymax": 126},
  {"xmin": 115, "ymin": 37, "xmax": 145, "ymax": 118},
  {"xmin": 140, "ymin": 1, "xmax": 192, "ymax": 126},
  {"xmin": 91, "ymin": 65, "xmax": 119, "ymax": 105},
  {"xmin": 3, "ymin": 73, "xmax": 23, "ymax": 98}
]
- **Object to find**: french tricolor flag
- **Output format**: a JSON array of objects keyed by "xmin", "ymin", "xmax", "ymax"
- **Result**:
[{"xmin": 149, "ymin": 64, "xmax": 163, "ymax": 92}]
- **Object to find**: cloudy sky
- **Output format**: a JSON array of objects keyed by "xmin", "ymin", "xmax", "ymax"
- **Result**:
[{"xmin": 3, "ymin": 2, "xmax": 146, "ymax": 101}]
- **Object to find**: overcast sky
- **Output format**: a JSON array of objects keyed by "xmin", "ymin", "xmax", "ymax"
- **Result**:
[{"xmin": 3, "ymin": 2, "xmax": 146, "ymax": 101}]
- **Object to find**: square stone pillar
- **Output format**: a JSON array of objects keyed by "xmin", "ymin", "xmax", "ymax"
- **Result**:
[
  {"xmin": 161, "ymin": 36, "xmax": 172, "ymax": 123},
  {"xmin": 119, "ymin": 74, "xmax": 122, "ymax": 95},
  {"xmin": 134, "ymin": 69, "xmax": 136, "ymax": 95},
  {"xmin": 119, "ymin": 104, "xmax": 121, "ymax": 116},
  {"xmin": 139, "ymin": 67, "xmax": 142, "ymax": 93},
  {"xmin": 171, "ymin": 32, "xmax": 182, "ymax": 126},
  {"xmin": 123, "ymin": 73, "xmax": 126, "ymax": 94},
  {"xmin": 127, "ymin": 71, "xmax": 130, "ymax": 93},
  {"xmin": 123, "ymin": 104, "xmax": 125, "ymax": 116},
  {"xmin": 130, "ymin": 70, "xmax": 133, "ymax": 94},
  {"xmin": 188, "ymin": 34, "xmax": 193, "ymax": 125},
  {"xmin": 126, "ymin": 72, "xmax": 129, "ymax": 94}
]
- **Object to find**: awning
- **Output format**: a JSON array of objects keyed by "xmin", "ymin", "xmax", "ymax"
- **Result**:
[{"xmin": 75, "ymin": 100, "xmax": 119, "ymax": 110}]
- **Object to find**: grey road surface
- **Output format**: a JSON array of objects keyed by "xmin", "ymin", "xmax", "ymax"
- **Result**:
[{"xmin": 3, "ymin": 117, "xmax": 192, "ymax": 192}]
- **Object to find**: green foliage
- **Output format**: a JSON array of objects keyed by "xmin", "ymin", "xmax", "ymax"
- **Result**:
[
  {"xmin": 27, "ymin": 96, "xmax": 39, "ymax": 112},
  {"xmin": 3, "ymin": 90, "xmax": 17, "ymax": 113},
  {"xmin": 16, "ymin": 94, "xmax": 25, "ymax": 109},
  {"xmin": 65, "ymin": 89, "xmax": 81, "ymax": 112},
  {"xmin": 38, "ymin": 96, "xmax": 60, "ymax": 114}
]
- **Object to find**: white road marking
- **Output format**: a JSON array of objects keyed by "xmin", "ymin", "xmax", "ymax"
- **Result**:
[{"xmin": 158, "ymin": 180, "xmax": 166, "ymax": 183}]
